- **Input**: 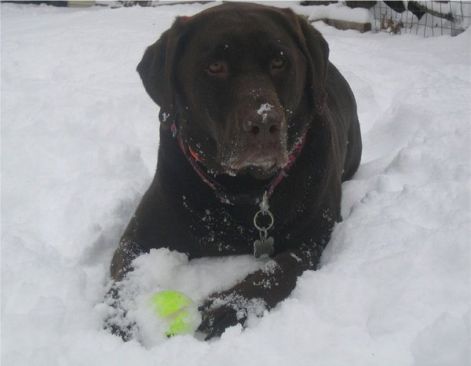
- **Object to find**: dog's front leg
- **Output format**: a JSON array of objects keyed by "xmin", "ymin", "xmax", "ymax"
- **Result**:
[
  {"xmin": 104, "ymin": 238, "xmax": 144, "ymax": 340},
  {"xmin": 197, "ymin": 245, "xmax": 323, "ymax": 340}
]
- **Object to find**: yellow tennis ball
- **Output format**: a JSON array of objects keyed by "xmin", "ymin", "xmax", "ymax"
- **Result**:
[{"xmin": 150, "ymin": 290, "xmax": 195, "ymax": 337}]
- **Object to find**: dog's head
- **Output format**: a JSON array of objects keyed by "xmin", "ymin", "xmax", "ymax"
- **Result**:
[{"xmin": 137, "ymin": 3, "xmax": 329, "ymax": 180}]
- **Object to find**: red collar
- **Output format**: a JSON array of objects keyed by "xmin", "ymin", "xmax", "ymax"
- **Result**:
[{"xmin": 172, "ymin": 123, "xmax": 307, "ymax": 206}]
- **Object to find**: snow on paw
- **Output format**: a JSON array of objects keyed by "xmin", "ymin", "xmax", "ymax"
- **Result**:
[{"xmin": 197, "ymin": 292, "xmax": 266, "ymax": 340}]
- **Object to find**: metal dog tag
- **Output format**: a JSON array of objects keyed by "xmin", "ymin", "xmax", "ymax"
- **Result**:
[
  {"xmin": 253, "ymin": 191, "xmax": 275, "ymax": 259},
  {"xmin": 253, "ymin": 236, "xmax": 274, "ymax": 258}
]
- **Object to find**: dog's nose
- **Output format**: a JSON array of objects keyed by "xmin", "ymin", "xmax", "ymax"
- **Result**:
[{"xmin": 242, "ymin": 105, "xmax": 283, "ymax": 141}]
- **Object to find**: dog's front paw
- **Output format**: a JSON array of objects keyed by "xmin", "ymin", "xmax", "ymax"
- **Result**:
[
  {"xmin": 197, "ymin": 302, "xmax": 242, "ymax": 340},
  {"xmin": 103, "ymin": 282, "xmax": 137, "ymax": 342},
  {"xmin": 197, "ymin": 292, "xmax": 266, "ymax": 340}
]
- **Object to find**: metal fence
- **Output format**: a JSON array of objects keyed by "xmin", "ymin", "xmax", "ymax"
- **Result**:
[{"xmin": 371, "ymin": 1, "xmax": 471, "ymax": 37}]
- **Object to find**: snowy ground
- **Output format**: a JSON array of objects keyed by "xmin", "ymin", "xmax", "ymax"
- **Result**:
[{"xmin": 2, "ymin": 2, "xmax": 470, "ymax": 366}]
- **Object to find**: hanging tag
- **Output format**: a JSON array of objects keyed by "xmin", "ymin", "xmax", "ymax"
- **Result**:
[
  {"xmin": 253, "ymin": 236, "xmax": 274, "ymax": 258},
  {"xmin": 253, "ymin": 191, "xmax": 275, "ymax": 259}
]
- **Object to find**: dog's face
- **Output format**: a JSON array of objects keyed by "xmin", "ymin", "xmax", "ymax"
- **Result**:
[
  {"xmin": 138, "ymin": 3, "xmax": 329, "ymax": 180},
  {"xmin": 176, "ymin": 11, "xmax": 308, "ymax": 180}
]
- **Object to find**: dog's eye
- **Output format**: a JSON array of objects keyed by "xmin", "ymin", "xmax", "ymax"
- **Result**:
[
  {"xmin": 270, "ymin": 56, "xmax": 286, "ymax": 71},
  {"xmin": 206, "ymin": 61, "xmax": 228, "ymax": 77}
]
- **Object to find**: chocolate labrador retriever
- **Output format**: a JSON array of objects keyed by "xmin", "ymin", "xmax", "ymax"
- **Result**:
[{"xmin": 108, "ymin": 2, "xmax": 361, "ymax": 340}]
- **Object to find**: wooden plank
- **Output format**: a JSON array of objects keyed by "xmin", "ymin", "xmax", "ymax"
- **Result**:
[{"xmin": 320, "ymin": 18, "xmax": 372, "ymax": 33}]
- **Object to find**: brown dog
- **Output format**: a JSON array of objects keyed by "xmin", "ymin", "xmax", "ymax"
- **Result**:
[{"xmin": 108, "ymin": 2, "xmax": 362, "ymax": 340}]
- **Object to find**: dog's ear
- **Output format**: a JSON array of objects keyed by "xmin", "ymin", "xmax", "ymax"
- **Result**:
[
  {"xmin": 281, "ymin": 10, "xmax": 330, "ymax": 114},
  {"xmin": 137, "ymin": 18, "xmax": 186, "ymax": 126},
  {"xmin": 298, "ymin": 16, "xmax": 329, "ymax": 114}
]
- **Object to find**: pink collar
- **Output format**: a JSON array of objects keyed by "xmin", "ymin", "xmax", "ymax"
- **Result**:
[{"xmin": 172, "ymin": 123, "xmax": 307, "ymax": 206}]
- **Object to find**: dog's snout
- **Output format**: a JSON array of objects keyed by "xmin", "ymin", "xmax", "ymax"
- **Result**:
[{"xmin": 241, "ymin": 105, "xmax": 283, "ymax": 141}]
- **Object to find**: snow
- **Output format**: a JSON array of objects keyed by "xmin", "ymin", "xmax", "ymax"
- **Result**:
[
  {"xmin": 257, "ymin": 103, "xmax": 273, "ymax": 114},
  {"xmin": 295, "ymin": 2, "xmax": 371, "ymax": 23},
  {"xmin": 2, "ymin": 2, "xmax": 470, "ymax": 366}
]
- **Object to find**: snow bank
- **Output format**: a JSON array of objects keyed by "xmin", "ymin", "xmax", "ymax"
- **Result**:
[
  {"xmin": 293, "ymin": 2, "xmax": 370, "ymax": 23},
  {"xmin": 2, "ymin": 3, "xmax": 470, "ymax": 366}
]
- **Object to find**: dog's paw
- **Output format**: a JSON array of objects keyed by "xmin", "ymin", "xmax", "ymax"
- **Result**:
[
  {"xmin": 197, "ymin": 292, "xmax": 266, "ymax": 340},
  {"xmin": 102, "ymin": 282, "xmax": 138, "ymax": 342},
  {"xmin": 104, "ymin": 315, "xmax": 137, "ymax": 342},
  {"xmin": 197, "ymin": 302, "xmax": 243, "ymax": 340}
]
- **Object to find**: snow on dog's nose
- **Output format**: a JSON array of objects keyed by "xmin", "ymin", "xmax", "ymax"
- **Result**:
[{"xmin": 241, "ymin": 103, "xmax": 281, "ymax": 140}]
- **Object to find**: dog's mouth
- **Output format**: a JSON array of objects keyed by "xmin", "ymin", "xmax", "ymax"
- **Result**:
[
  {"xmin": 220, "ymin": 147, "xmax": 289, "ymax": 179},
  {"xmin": 239, "ymin": 165, "xmax": 279, "ymax": 180}
]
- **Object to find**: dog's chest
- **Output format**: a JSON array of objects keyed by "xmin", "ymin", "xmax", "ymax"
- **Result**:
[{"xmin": 182, "ymin": 196, "xmax": 256, "ymax": 256}]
